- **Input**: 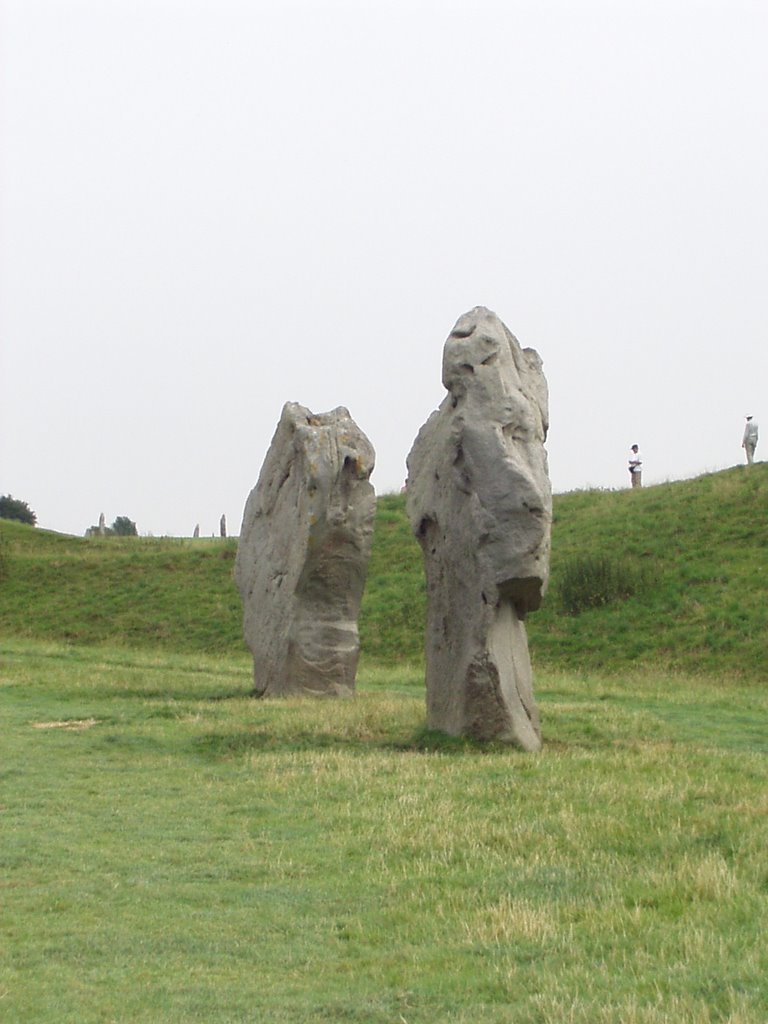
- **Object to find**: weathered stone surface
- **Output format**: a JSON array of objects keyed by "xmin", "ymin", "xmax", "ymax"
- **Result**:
[
  {"xmin": 406, "ymin": 307, "xmax": 551, "ymax": 750},
  {"xmin": 235, "ymin": 402, "xmax": 376, "ymax": 697}
]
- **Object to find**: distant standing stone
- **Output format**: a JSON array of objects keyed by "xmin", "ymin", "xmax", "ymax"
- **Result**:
[
  {"xmin": 98, "ymin": 512, "xmax": 106, "ymax": 537},
  {"xmin": 193, "ymin": 524, "xmax": 200, "ymax": 539},
  {"xmin": 235, "ymin": 402, "xmax": 376, "ymax": 697},
  {"xmin": 220, "ymin": 514, "xmax": 227, "ymax": 538},
  {"xmin": 406, "ymin": 307, "xmax": 552, "ymax": 751}
]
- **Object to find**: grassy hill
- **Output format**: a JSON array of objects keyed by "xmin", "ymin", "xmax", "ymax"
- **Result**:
[
  {"xmin": 1, "ymin": 463, "xmax": 766, "ymax": 678},
  {"xmin": 529, "ymin": 463, "xmax": 768, "ymax": 679},
  {"xmin": 0, "ymin": 527, "xmax": 244, "ymax": 653}
]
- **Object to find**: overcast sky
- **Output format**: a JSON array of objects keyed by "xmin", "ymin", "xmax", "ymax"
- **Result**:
[{"xmin": 1, "ymin": 0, "xmax": 766, "ymax": 536}]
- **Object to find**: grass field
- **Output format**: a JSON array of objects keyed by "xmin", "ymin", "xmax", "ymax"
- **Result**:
[
  {"xmin": 3, "ymin": 641, "xmax": 768, "ymax": 1023},
  {"xmin": 2, "ymin": 467, "xmax": 767, "ymax": 1021}
]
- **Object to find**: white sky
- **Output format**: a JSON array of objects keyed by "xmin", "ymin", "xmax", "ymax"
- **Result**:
[{"xmin": 1, "ymin": 0, "xmax": 766, "ymax": 536}]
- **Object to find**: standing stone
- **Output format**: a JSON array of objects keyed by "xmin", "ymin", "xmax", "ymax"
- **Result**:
[
  {"xmin": 235, "ymin": 402, "xmax": 376, "ymax": 697},
  {"xmin": 220, "ymin": 514, "xmax": 227, "ymax": 538},
  {"xmin": 98, "ymin": 512, "xmax": 106, "ymax": 537},
  {"xmin": 193, "ymin": 524, "xmax": 200, "ymax": 539},
  {"xmin": 406, "ymin": 307, "xmax": 552, "ymax": 751}
]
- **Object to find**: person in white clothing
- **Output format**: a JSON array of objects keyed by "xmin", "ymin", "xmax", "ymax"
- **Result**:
[
  {"xmin": 742, "ymin": 416, "xmax": 758, "ymax": 464},
  {"xmin": 628, "ymin": 444, "xmax": 642, "ymax": 487}
]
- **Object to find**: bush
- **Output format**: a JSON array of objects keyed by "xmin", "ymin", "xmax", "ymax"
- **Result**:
[
  {"xmin": 0, "ymin": 494, "xmax": 36, "ymax": 526},
  {"xmin": 112, "ymin": 517, "xmax": 138, "ymax": 536},
  {"xmin": 558, "ymin": 554, "xmax": 648, "ymax": 615}
]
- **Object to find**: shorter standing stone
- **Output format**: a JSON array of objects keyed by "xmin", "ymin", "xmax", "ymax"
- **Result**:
[
  {"xmin": 220, "ymin": 514, "xmax": 227, "ymax": 538},
  {"xmin": 235, "ymin": 402, "xmax": 376, "ymax": 697},
  {"xmin": 193, "ymin": 524, "xmax": 200, "ymax": 539}
]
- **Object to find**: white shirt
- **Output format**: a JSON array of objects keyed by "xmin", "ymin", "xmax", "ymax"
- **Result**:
[{"xmin": 743, "ymin": 420, "xmax": 759, "ymax": 444}]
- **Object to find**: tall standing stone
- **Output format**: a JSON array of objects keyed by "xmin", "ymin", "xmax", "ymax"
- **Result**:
[
  {"xmin": 235, "ymin": 402, "xmax": 376, "ymax": 697},
  {"xmin": 406, "ymin": 307, "xmax": 552, "ymax": 751}
]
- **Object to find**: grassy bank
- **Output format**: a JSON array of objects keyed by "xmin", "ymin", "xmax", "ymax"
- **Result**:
[
  {"xmin": 2, "ymin": 640, "xmax": 767, "ymax": 1023},
  {"xmin": 1, "ymin": 464, "xmax": 767, "ymax": 678},
  {"xmin": 0, "ymin": 526, "xmax": 244, "ymax": 653},
  {"xmin": 528, "ymin": 463, "xmax": 768, "ymax": 679}
]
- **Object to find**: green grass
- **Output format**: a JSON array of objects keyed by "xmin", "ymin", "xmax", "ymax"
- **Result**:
[
  {"xmin": 2, "ymin": 640, "xmax": 767, "ymax": 1022},
  {"xmin": 0, "ymin": 526, "xmax": 244, "ymax": 653},
  {"xmin": 359, "ymin": 493, "xmax": 425, "ymax": 663},
  {"xmin": 527, "ymin": 465, "xmax": 768, "ymax": 679},
  {"xmin": 2, "ymin": 465, "xmax": 767, "ymax": 677}
]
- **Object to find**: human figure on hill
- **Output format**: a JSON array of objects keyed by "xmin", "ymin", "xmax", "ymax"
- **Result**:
[
  {"xmin": 742, "ymin": 416, "xmax": 758, "ymax": 465},
  {"xmin": 628, "ymin": 444, "xmax": 642, "ymax": 488}
]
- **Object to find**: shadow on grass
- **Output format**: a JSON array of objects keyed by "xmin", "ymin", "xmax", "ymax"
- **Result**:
[{"xmin": 192, "ymin": 726, "xmax": 541, "ymax": 759}]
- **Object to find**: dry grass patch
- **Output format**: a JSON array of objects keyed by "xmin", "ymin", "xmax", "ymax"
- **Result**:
[
  {"xmin": 463, "ymin": 894, "xmax": 558, "ymax": 944},
  {"xmin": 31, "ymin": 718, "xmax": 100, "ymax": 730}
]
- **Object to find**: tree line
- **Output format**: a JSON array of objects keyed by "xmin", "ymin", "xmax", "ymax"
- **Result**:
[{"xmin": 1, "ymin": 495, "xmax": 137, "ymax": 536}]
